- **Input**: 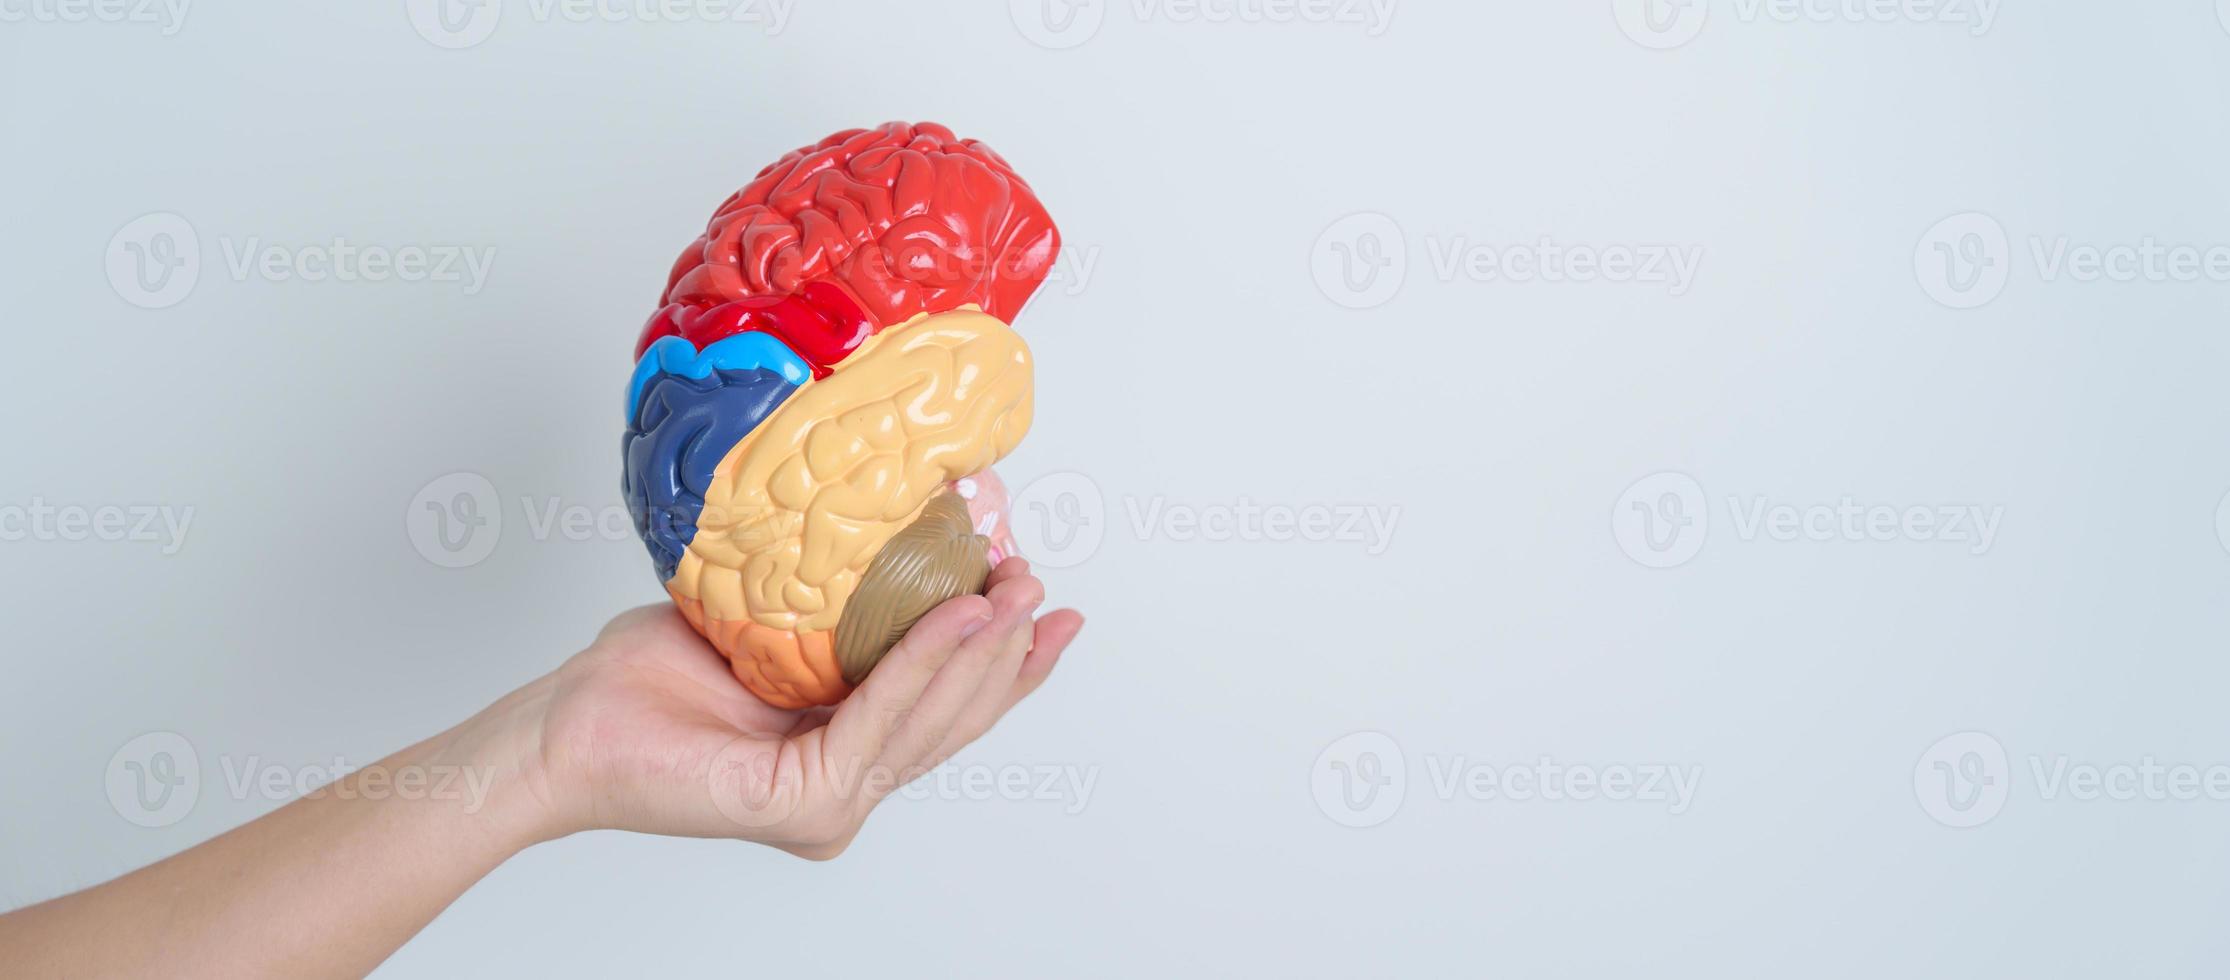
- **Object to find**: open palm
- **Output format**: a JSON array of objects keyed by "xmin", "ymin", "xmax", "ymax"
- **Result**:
[{"xmin": 521, "ymin": 558, "xmax": 1083, "ymax": 858}]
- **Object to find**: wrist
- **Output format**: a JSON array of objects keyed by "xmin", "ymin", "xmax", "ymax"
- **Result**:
[{"xmin": 427, "ymin": 674, "xmax": 574, "ymax": 852}]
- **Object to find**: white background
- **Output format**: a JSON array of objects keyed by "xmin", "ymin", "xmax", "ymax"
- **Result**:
[{"xmin": 6, "ymin": 1, "xmax": 2230, "ymax": 975}]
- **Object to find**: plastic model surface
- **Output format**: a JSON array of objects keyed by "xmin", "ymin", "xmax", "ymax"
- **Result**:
[{"xmin": 621, "ymin": 122, "xmax": 1059, "ymax": 708}]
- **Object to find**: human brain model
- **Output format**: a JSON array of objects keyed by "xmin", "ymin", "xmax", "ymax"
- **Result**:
[{"xmin": 621, "ymin": 122, "xmax": 1059, "ymax": 708}]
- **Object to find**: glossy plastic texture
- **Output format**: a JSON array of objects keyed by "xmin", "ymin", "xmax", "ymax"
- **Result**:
[{"xmin": 621, "ymin": 121, "xmax": 1058, "ymax": 708}]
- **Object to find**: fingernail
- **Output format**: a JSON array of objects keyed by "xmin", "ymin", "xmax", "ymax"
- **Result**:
[{"xmin": 960, "ymin": 614, "xmax": 993, "ymax": 639}]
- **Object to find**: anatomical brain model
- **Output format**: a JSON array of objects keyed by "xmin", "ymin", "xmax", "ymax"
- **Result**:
[{"xmin": 621, "ymin": 122, "xmax": 1059, "ymax": 708}]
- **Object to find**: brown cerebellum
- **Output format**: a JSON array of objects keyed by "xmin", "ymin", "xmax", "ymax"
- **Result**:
[{"xmin": 832, "ymin": 493, "xmax": 993, "ymax": 684}]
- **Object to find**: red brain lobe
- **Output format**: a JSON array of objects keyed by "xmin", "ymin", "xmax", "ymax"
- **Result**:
[{"xmin": 650, "ymin": 122, "xmax": 1060, "ymax": 357}]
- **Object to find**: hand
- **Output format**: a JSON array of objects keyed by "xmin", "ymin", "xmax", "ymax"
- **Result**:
[{"xmin": 506, "ymin": 557, "xmax": 1084, "ymax": 858}]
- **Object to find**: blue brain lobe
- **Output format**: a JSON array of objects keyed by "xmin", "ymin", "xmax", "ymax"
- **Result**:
[{"xmin": 621, "ymin": 366, "xmax": 798, "ymax": 581}]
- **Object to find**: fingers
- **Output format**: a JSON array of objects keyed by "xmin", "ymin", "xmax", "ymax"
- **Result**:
[
  {"xmin": 966, "ymin": 561, "xmax": 1043, "ymax": 709},
  {"xmin": 870, "ymin": 568, "xmax": 1044, "ymax": 776},
  {"xmin": 810, "ymin": 557, "xmax": 1077, "ymax": 822},
  {"xmin": 919, "ymin": 578, "xmax": 1046, "ymax": 769},
  {"xmin": 818, "ymin": 592, "xmax": 992, "ymax": 780},
  {"xmin": 927, "ymin": 605, "xmax": 1084, "ymax": 766},
  {"xmin": 982, "ymin": 554, "xmax": 1032, "ymax": 591},
  {"xmin": 1006, "ymin": 609, "xmax": 1084, "ymax": 711}
]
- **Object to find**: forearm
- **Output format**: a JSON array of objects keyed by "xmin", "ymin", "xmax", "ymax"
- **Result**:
[
  {"xmin": 0, "ymin": 685, "xmax": 557, "ymax": 979},
  {"xmin": 0, "ymin": 592, "xmax": 1076, "ymax": 977}
]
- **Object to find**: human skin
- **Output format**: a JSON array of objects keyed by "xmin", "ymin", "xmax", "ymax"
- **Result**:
[{"xmin": 0, "ymin": 558, "xmax": 1082, "ymax": 979}]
